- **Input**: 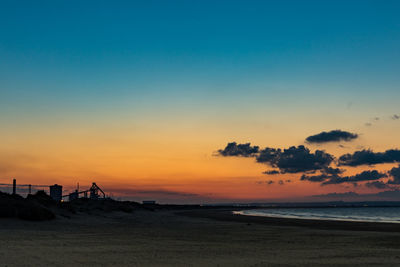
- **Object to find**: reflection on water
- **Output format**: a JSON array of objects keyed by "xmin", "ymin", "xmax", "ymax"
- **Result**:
[{"xmin": 235, "ymin": 207, "xmax": 400, "ymax": 223}]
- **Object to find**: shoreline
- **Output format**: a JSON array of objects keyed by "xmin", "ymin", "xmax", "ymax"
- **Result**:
[
  {"xmin": 179, "ymin": 208, "xmax": 400, "ymax": 232},
  {"xmin": 233, "ymin": 210, "xmax": 400, "ymax": 224}
]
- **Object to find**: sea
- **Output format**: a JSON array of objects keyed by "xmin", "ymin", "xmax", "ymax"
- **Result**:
[{"xmin": 234, "ymin": 206, "xmax": 400, "ymax": 223}]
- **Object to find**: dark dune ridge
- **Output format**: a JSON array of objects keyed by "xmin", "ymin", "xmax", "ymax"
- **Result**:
[
  {"xmin": 0, "ymin": 191, "xmax": 55, "ymax": 221},
  {"xmin": 0, "ymin": 191, "xmax": 144, "ymax": 221}
]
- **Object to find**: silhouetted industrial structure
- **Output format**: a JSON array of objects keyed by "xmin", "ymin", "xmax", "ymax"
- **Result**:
[
  {"xmin": 64, "ymin": 182, "xmax": 106, "ymax": 201},
  {"xmin": 49, "ymin": 184, "xmax": 63, "ymax": 202},
  {"xmin": 0, "ymin": 179, "xmax": 46, "ymax": 196},
  {"xmin": 1, "ymin": 179, "xmax": 107, "ymax": 202},
  {"xmin": 12, "ymin": 179, "xmax": 16, "ymax": 195}
]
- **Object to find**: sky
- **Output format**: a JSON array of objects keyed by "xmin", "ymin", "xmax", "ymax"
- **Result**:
[{"xmin": 1, "ymin": 0, "xmax": 400, "ymax": 203}]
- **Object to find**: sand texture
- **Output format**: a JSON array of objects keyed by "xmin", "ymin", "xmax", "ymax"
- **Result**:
[{"xmin": 1, "ymin": 209, "xmax": 400, "ymax": 266}]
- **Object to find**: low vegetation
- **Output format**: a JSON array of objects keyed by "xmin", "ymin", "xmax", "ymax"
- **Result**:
[{"xmin": 0, "ymin": 191, "xmax": 143, "ymax": 221}]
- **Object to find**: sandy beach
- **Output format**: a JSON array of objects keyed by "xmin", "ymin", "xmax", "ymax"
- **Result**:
[{"xmin": 1, "ymin": 208, "xmax": 400, "ymax": 266}]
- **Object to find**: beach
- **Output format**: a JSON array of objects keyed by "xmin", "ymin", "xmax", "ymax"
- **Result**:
[{"xmin": 1, "ymin": 208, "xmax": 400, "ymax": 266}]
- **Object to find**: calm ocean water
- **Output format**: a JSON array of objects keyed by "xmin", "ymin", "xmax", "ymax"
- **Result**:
[{"xmin": 235, "ymin": 207, "xmax": 400, "ymax": 223}]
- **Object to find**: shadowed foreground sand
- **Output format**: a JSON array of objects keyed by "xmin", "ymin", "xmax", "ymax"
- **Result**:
[{"xmin": 1, "ymin": 209, "xmax": 400, "ymax": 266}]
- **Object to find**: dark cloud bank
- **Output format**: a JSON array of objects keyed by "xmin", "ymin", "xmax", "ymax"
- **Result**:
[
  {"xmin": 218, "ymin": 143, "xmax": 336, "ymax": 175},
  {"xmin": 365, "ymin": 181, "xmax": 389, "ymax": 189},
  {"xmin": 388, "ymin": 165, "xmax": 400, "ymax": 184},
  {"xmin": 256, "ymin": 145, "xmax": 334, "ymax": 173},
  {"xmin": 218, "ymin": 142, "xmax": 259, "ymax": 157},
  {"xmin": 218, "ymin": 143, "xmax": 335, "ymax": 174},
  {"xmin": 339, "ymin": 149, "xmax": 400, "ymax": 166},
  {"xmin": 301, "ymin": 165, "xmax": 400, "ymax": 188},
  {"xmin": 217, "ymin": 130, "xmax": 400, "ymax": 190},
  {"xmin": 322, "ymin": 170, "xmax": 386, "ymax": 185},
  {"xmin": 306, "ymin": 130, "xmax": 358, "ymax": 144}
]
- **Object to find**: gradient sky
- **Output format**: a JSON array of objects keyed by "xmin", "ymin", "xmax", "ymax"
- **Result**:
[{"xmin": 1, "ymin": 0, "xmax": 400, "ymax": 203}]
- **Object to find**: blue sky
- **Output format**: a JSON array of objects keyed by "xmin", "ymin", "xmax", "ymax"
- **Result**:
[
  {"xmin": 1, "ymin": 0, "xmax": 400, "ymax": 137},
  {"xmin": 1, "ymin": 1, "xmax": 399, "ymax": 100},
  {"xmin": 1, "ymin": 0, "xmax": 400, "ymax": 138}
]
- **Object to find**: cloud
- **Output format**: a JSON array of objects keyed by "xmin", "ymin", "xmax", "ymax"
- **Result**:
[
  {"xmin": 300, "ymin": 174, "xmax": 332, "ymax": 182},
  {"xmin": 305, "ymin": 130, "xmax": 358, "ymax": 143},
  {"xmin": 256, "ymin": 180, "xmax": 274, "ymax": 185},
  {"xmin": 338, "ymin": 149, "xmax": 400, "ymax": 166},
  {"xmin": 365, "ymin": 181, "xmax": 389, "ymax": 189},
  {"xmin": 263, "ymin": 170, "xmax": 280, "ymax": 175},
  {"xmin": 322, "ymin": 170, "xmax": 387, "ymax": 185},
  {"xmin": 365, "ymin": 117, "xmax": 380, "ymax": 127},
  {"xmin": 257, "ymin": 179, "xmax": 290, "ymax": 186},
  {"xmin": 387, "ymin": 165, "xmax": 400, "ymax": 184},
  {"xmin": 216, "ymin": 142, "xmax": 400, "ymax": 190},
  {"xmin": 218, "ymin": 143, "xmax": 334, "ymax": 174},
  {"xmin": 299, "ymin": 167, "xmax": 344, "ymax": 183},
  {"xmin": 323, "ymin": 167, "xmax": 344, "ymax": 175},
  {"xmin": 300, "ymin": 167, "xmax": 344, "ymax": 183},
  {"xmin": 298, "ymin": 162, "xmax": 395, "ymax": 189},
  {"xmin": 218, "ymin": 142, "xmax": 259, "ymax": 157},
  {"xmin": 256, "ymin": 147, "xmax": 281, "ymax": 163},
  {"xmin": 256, "ymin": 145, "xmax": 334, "ymax": 173}
]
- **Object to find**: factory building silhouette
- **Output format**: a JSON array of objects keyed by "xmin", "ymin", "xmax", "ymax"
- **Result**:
[
  {"xmin": 7, "ymin": 179, "xmax": 106, "ymax": 202},
  {"xmin": 65, "ymin": 182, "xmax": 105, "ymax": 201},
  {"xmin": 49, "ymin": 184, "xmax": 63, "ymax": 202},
  {"xmin": 3, "ymin": 179, "xmax": 157, "ymax": 204}
]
